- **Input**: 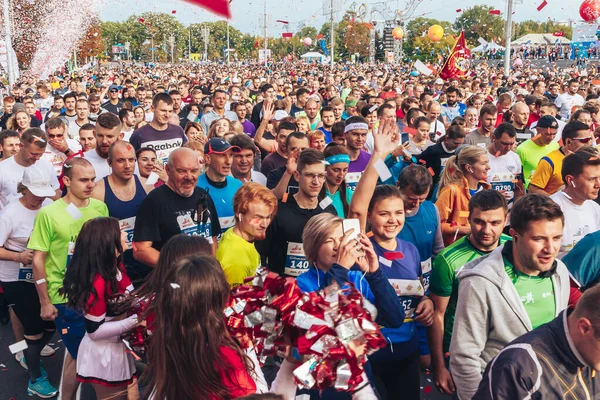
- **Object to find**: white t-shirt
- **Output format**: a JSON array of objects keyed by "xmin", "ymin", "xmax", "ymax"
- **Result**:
[
  {"xmin": 550, "ymin": 190, "xmax": 600, "ymax": 259},
  {"xmin": 0, "ymin": 157, "xmax": 59, "ymax": 209},
  {"xmin": 67, "ymin": 120, "xmax": 88, "ymax": 140},
  {"xmin": 555, "ymin": 93, "xmax": 584, "ymax": 120},
  {"xmin": 251, "ymin": 170, "xmax": 267, "ymax": 186},
  {"xmin": 42, "ymin": 139, "xmax": 82, "ymax": 176},
  {"xmin": 84, "ymin": 149, "xmax": 110, "ymax": 182},
  {"xmin": 487, "ymin": 150, "xmax": 522, "ymax": 207},
  {"xmin": 0, "ymin": 199, "xmax": 52, "ymax": 282},
  {"xmin": 430, "ymin": 119, "xmax": 446, "ymax": 140}
]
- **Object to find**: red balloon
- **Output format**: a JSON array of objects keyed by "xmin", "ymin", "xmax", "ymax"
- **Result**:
[{"xmin": 580, "ymin": 0, "xmax": 600, "ymax": 21}]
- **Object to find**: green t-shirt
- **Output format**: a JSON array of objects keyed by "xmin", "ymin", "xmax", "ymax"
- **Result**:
[
  {"xmin": 503, "ymin": 258, "xmax": 556, "ymax": 329},
  {"xmin": 430, "ymin": 234, "xmax": 511, "ymax": 351},
  {"xmin": 326, "ymin": 187, "xmax": 354, "ymax": 218},
  {"xmin": 28, "ymin": 198, "xmax": 108, "ymax": 305},
  {"xmin": 215, "ymin": 227, "xmax": 261, "ymax": 288},
  {"xmin": 515, "ymin": 139, "xmax": 559, "ymax": 188}
]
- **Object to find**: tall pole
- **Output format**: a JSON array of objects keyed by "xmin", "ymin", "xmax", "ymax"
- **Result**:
[
  {"xmin": 504, "ymin": 0, "xmax": 514, "ymax": 76},
  {"xmin": 3, "ymin": 0, "xmax": 14, "ymax": 90},
  {"xmin": 227, "ymin": 20, "xmax": 230, "ymax": 65},
  {"xmin": 263, "ymin": 0, "xmax": 267, "ymax": 67},
  {"xmin": 188, "ymin": 27, "xmax": 192, "ymax": 62},
  {"xmin": 151, "ymin": 34, "xmax": 155, "ymax": 63},
  {"xmin": 170, "ymin": 34, "xmax": 174, "ymax": 64},
  {"xmin": 330, "ymin": 0, "xmax": 334, "ymax": 68}
]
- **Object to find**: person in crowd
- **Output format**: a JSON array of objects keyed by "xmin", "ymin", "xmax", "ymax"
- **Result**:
[
  {"xmin": 0, "ymin": 129, "xmax": 21, "ymax": 160},
  {"xmin": 84, "ymin": 112, "xmax": 123, "ymax": 181},
  {"xmin": 229, "ymin": 134, "xmax": 267, "ymax": 185},
  {"xmin": 28, "ymin": 157, "xmax": 108, "ymax": 400},
  {"xmin": 418, "ymin": 125, "xmax": 466, "ymax": 192},
  {"xmin": 0, "ymin": 128, "xmax": 60, "ymax": 209},
  {"xmin": 308, "ymin": 130, "xmax": 326, "ymax": 153},
  {"xmin": 464, "ymin": 104, "xmax": 498, "ymax": 147},
  {"xmin": 183, "ymin": 121, "xmax": 205, "ymax": 144},
  {"xmin": 429, "ymin": 190, "xmax": 510, "ymax": 394},
  {"xmin": 516, "ymin": 115, "xmax": 560, "ymax": 188},
  {"xmin": 408, "ymin": 116, "xmax": 434, "ymax": 155},
  {"xmin": 550, "ymin": 148, "xmax": 600, "ymax": 258},
  {"xmin": 486, "ymin": 123, "xmax": 524, "ymax": 208},
  {"xmin": 60, "ymin": 218, "xmax": 137, "ymax": 400},
  {"xmin": 216, "ymin": 183, "xmax": 277, "ymax": 287},
  {"xmin": 9, "ymin": 109, "xmax": 32, "ymax": 134},
  {"xmin": 0, "ymin": 166, "xmax": 57, "ymax": 397},
  {"xmin": 320, "ymin": 144, "xmax": 353, "ymax": 218},
  {"xmin": 133, "ymin": 148, "xmax": 220, "ymax": 265},
  {"xmin": 200, "ymin": 89, "xmax": 238, "ymax": 133},
  {"xmin": 196, "ymin": 138, "xmax": 243, "ymax": 233},
  {"xmin": 344, "ymin": 116, "xmax": 371, "ymax": 190},
  {"xmin": 450, "ymin": 194, "xmax": 570, "ymax": 399},
  {"xmin": 256, "ymin": 149, "xmax": 336, "ymax": 277},
  {"xmin": 42, "ymin": 117, "xmax": 82, "ymax": 176},
  {"xmin": 78, "ymin": 123, "xmax": 97, "ymax": 152},
  {"xmin": 529, "ymin": 121, "xmax": 593, "ymax": 196},
  {"xmin": 474, "ymin": 284, "xmax": 600, "ymax": 399},
  {"xmin": 267, "ymin": 132, "xmax": 310, "ymax": 200},
  {"xmin": 435, "ymin": 145, "xmax": 491, "ymax": 246}
]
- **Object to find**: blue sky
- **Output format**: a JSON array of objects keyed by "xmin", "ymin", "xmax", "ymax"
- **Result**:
[{"xmin": 100, "ymin": 0, "xmax": 586, "ymax": 36}]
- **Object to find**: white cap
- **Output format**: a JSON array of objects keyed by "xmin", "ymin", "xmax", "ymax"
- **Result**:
[
  {"xmin": 272, "ymin": 110, "xmax": 289, "ymax": 121},
  {"xmin": 435, "ymin": 78, "xmax": 444, "ymax": 85},
  {"xmin": 21, "ymin": 164, "xmax": 55, "ymax": 198}
]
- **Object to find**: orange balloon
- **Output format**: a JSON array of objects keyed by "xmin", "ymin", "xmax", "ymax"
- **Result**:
[
  {"xmin": 392, "ymin": 27, "xmax": 404, "ymax": 40},
  {"xmin": 428, "ymin": 25, "xmax": 444, "ymax": 42}
]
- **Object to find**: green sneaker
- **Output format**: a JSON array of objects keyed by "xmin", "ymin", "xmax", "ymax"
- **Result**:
[
  {"xmin": 27, "ymin": 375, "xmax": 58, "ymax": 398},
  {"xmin": 20, "ymin": 357, "xmax": 48, "ymax": 378}
]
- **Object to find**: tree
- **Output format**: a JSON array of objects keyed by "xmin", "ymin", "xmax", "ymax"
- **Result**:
[
  {"xmin": 298, "ymin": 26, "xmax": 318, "ymax": 40},
  {"xmin": 77, "ymin": 19, "xmax": 104, "ymax": 60},
  {"xmin": 454, "ymin": 5, "xmax": 504, "ymax": 46},
  {"xmin": 404, "ymin": 17, "xmax": 455, "ymax": 60},
  {"xmin": 344, "ymin": 22, "xmax": 372, "ymax": 59},
  {"xmin": 513, "ymin": 20, "xmax": 573, "ymax": 40}
]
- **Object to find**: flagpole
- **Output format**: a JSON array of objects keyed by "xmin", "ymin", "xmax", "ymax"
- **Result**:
[{"xmin": 504, "ymin": 0, "xmax": 514, "ymax": 76}]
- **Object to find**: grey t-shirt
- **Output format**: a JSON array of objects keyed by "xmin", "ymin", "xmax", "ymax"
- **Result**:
[{"xmin": 464, "ymin": 129, "xmax": 492, "ymax": 148}]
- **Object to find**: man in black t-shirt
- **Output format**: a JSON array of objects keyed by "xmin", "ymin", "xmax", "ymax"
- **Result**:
[{"xmin": 132, "ymin": 148, "xmax": 220, "ymax": 266}]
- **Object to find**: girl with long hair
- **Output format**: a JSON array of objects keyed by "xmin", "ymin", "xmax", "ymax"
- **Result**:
[
  {"xmin": 9, "ymin": 109, "xmax": 31, "ymax": 133},
  {"xmin": 208, "ymin": 118, "xmax": 231, "ymax": 139},
  {"xmin": 145, "ymin": 255, "xmax": 257, "ymax": 399},
  {"xmin": 349, "ymin": 119, "xmax": 434, "ymax": 399},
  {"xmin": 60, "ymin": 217, "xmax": 138, "ymax": 400},
  {"xmin": 435, "ymin": 145, "xmax": 491, "ymax": 245},
  {"xmin": 320, "ymin": 144, "xmax": 353, "ymax": 217}
]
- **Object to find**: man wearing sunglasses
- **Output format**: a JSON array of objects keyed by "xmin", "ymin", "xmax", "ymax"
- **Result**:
[
  {"xmin": 101, "ymin": 84, "xmax": 123, "ymax": 114},
  {"xmin": 529, "ymin": 121, "xmax": 593, "ymax": 197}
]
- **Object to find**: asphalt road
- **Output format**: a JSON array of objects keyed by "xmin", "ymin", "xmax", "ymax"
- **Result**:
[{"xmin": 0, "ymin": 318, "xmax": 451, "ymax": 400}]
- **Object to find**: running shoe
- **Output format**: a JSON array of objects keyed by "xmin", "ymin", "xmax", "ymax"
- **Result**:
[
  {"xmin": 19, "ymin": 357, "xmax": 48, "ymax": 378},
  {"xmin": 27, "ymin": 376, "xmax": 58, "ymax": 398}
]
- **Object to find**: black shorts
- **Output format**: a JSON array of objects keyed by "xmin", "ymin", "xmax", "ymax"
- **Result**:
[{"xmin": 1, "ymin": 281, "xmax": 55, "ymax": 336}]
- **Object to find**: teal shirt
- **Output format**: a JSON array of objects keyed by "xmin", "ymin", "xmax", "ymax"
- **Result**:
[{"xmin": 326, "ymin": 187, "xmax": 354, "ymax": 218}]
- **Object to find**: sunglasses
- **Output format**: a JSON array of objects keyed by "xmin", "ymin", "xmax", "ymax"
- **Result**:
[{"xmin": 571, "ymin": 136, "xmax": 593, "ymax": 144}]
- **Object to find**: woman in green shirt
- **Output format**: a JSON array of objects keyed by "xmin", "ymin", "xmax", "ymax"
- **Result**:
[{"xmin": 320, "ymin": 144, "xmax": 354, "ymax": 218}]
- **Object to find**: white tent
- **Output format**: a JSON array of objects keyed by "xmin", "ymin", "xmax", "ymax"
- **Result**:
[
  {"xmin": 472, "ymin": 40, "xmax": 505, "ymax": 53},
  {"xmin": 511, "ymin": 34, "xmax": 571, "ymax": 46},
  {"xmin": 300, "ymin": 52, "xmax": 325, "ymax": 62}
]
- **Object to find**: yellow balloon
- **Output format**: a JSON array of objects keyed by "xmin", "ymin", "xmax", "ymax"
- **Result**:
[
  {"xmin": 428, "ymin": 25, "xmax": 444, "ymax": 42},
  {"xmin": 392, "ymin": 27, "xmax": 404, "ymax": 40}
]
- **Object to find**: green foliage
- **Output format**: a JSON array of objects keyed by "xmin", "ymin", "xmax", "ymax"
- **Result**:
[
  {"xmin": 454, "ymin": 5, "xmax": 504, "ymax": 46},
  {"xmin": 512, "ymin": 20, "xmax": 573, "ymax": 40}
]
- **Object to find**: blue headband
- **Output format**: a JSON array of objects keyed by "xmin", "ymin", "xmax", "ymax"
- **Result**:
[{"xmin": 325, "ymin": 154, "xmax": 351, "ymax": 165}]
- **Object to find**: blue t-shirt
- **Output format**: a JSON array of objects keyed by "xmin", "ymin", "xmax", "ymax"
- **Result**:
[
  {"xmin": 196, "ymin": 174, "xmax": 243, "ymax": 233},
  {"xmin": 397, "ymin": 201, "xmax": 438, "ymax": 292},
  {"xmin": 318, "ymin": 127, "xmax": 332, "ymax": 143},
  {"xmin": 562, "ymin": 230, "xmax": 600, "ymax": 288},
  {"xmin": 371, "ymin": 237, "xmax": 422, "ymax": 344}
]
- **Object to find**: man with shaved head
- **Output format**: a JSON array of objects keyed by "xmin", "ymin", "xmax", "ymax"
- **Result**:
[
  {"xmin": 92, "ymin": 141, "xmax": 155, "ymax": 285},
  {"xmin": 510, "ymin": 102, "xmax": 534, "ymax": 144},
  {"xmin": 133, "ymin": 147, "xmax": 221, "ymax": 266},
  {"xmin": 305, "ymin": 98, "xmax": 321, "ymax": 130}
]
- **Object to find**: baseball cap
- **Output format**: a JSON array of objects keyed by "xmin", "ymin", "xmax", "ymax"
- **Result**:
[
  {"xmin": 108, "ymin": 84, "xmax": 119, "ymax": 91},
  {"xmin": 536, "ymin": 115, "xmax": 558, "ymax": 129},
  {"xmin": 204, "ymin": 138, "xmax": 241, "ymax": 155},
  {"xmin": 21, "ymin": 164, "xmax": 56, "ymax": 198},
  {"xmin": 272, "ymin": 110, "xmax": 289, "ymax": 121},
  {"xmin": 435, "ymin": 78, "xmax": 444, "ymax": 85}
]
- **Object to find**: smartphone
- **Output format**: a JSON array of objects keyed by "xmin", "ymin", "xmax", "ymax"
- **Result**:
[{"xmin": 342, "ymin": 219, "xmax": 361, "ymax": 241}]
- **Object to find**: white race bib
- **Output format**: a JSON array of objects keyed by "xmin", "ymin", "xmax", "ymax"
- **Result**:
[{"xmin": 284, "ymin": 242, "xmax": 308, "ymax": 277}]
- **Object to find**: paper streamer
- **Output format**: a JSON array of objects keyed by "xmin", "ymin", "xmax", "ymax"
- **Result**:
[
  {"xmin": 65, "ymin": 203, "xmax": 83, "ymax": 221},
  {"xmin": 145, "ymin": 172, "xmax": 159, "ymax": 186},
  {"xmin": 374, "ymin": 159, "xmax": 392, "ymax": 182}
]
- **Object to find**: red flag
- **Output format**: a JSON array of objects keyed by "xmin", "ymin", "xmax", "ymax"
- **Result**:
[
  {"xmin": 440, "ymin": 31, "xmax": 472, "ymax": 81},
  {"xmin": 553, "ymin": 31, "xmax": 564, "ymax": 36},
  {"xmin": 537, "ymin": 0, "xmax": 548, "ymax": 11},
  {"xmin": 172, "ymin": 10, "xmax": 176, "ymax": 14},
  {"xmin": 456, "ymin": 9, "xmax": 462, "ymax": 12},
  {"xmin": 254, "ymin": 40, "xmax": 260, "ymax": 48},
  {"xmin": 184, "ymin": 0, "xmax": 231, "ymax": 19},
  {"xmin": 282, "ymin": 32, "xmax": 293, "ymax": 38},
  {"xmin": 276, "ymin": 20, "xmax": 289, "ymax": 24},
  {"xmin": 138, "ymin": 18, "xmax": 145, "ymax": 23},
  {"xmin": 316, "ymin": 33, "xmax": 324, "ymax": 40},
  {"xmin": 489, "ymin": 9, "xmax": 501, "ymax": 15}
]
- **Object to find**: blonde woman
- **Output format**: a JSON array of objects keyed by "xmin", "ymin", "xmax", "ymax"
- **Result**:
[
  {"xmin": 208, "ymin": 118, "xmax": 231, "ymax": 138},
  {"xmin": 295, "ymin": 115, "xmax": 310, "ymax": 133},
  {"xmin": 435, "ymin": 145, "xmax": 491, "ymax": 246}
]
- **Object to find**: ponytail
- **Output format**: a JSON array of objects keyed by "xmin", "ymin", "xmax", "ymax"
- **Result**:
[{"xmin": 438, "ymin": 155, "xmax": 463, "ymax": 191}]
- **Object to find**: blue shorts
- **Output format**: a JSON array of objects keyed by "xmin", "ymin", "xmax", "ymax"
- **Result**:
[
  {"xmin": 54, "ymin": 304, "xmax": 85, "ymax": 359},
  {"xmin": 417, "ymin": 324, "xmax": 430, "ymax": 356}
]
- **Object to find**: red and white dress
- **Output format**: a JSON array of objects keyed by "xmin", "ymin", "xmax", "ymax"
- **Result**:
[{"xmin": 76, "ymin": 268, "xmax": 137, "ymax": 387}]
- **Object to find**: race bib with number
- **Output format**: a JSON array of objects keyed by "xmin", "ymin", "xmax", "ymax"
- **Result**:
[
  {"xmin": 440, "ymin": 158, "xmax": 450, "ymax": 169},
  {"xmin": 421, "ymin": 258, "xmax": 432, "ymax": 293},
  {"xmin": 345, "ymin": 172, "xmax": 362, "ymax": 191},
  {"xmin": 488, "ymin": 172, "xmax": 516, "ymax": 203},
  {"xmin": 388, "ymin": 278, "xmax": 424, "ymax": 321},
  {"xmin": 17, "ymin": 263, "xmax": 33, "ymax": 283},
  {"xmin": 177, "ymin": 212, "xmax": 213, "ymax": 242},
  {"xmin": 219, "ymin": 216, "xmax": 236, "ymax": 232},
  {"xmin": 284, "ymin": 242, "xmax": 309, "ymax": 277},
  {"xmin": 119, "ymin": 216, "xmax": 136, "ymax": 247}
]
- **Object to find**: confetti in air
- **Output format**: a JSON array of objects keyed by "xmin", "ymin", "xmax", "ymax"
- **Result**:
[{"xmin": 27, "ymin": 0, "xmax": 102, "ymax": 78}]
